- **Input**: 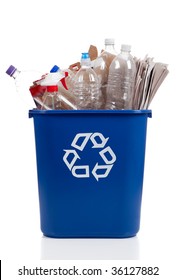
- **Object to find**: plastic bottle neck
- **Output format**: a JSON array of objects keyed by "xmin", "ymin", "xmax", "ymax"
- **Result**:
[
  {"xmin": 105, "ymin": 44, "xmax": 115, "ymax": 51},
  {"xmin": 11, "ymin": 69, "xmax": 21, "ymax": 79},
  {"xmin": 103, "ymin": 44, "xmax": 117, "ymax": 56},
  {"xmin": 81, "ymin": 58, "xmax": 91, "ymax": 68},
  {"xmin": 120, "ymin": 45, "xmax": 131, "ymax": 55},
  {"xmin": 120, "ymin": 50, "xmax": 131, "ymax": 57}
]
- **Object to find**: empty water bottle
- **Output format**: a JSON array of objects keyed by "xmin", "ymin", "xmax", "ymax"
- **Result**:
[
  {"xmin": 72, "ymin": 53, "xmax": 103, "ymax": 109},
  {"xmin": 106, "ymin": 44, "xmax": 136, "ymax": 110},
  {"xmin": 6, "ymin": 65, "xmax": 43, "ymax": 108},
  {"xmin": 93, "ymin": 38, "xmax": 117, "ymax": 105}
]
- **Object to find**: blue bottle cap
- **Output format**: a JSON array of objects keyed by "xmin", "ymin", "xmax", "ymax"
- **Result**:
[
  {"xmin": 6, "ymin": 65, "xmax": 17, "ymax": 76},
  {"xmin": 81, "ymin": 53, "xmax": 89, "ymax": 59},
  {"xmin": 50, "ymin": 65, "xmax": 60, "ymax": 73}
]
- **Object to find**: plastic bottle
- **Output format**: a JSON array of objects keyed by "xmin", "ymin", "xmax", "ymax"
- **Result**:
[
  {"xmin": 29, "ymin": 65, "xmax": 63, "ymax": 110},
  {"xmin": 93, "ymin": 38, "xmax": 117, "ymax": 105},
  {"xmin": 40, "ymin": 68, "xmax": 63, "ymax": 110},
  {"xmin": 6, "ymin": 65, "xmax": 43, "ymax": 108},
  {"xmin": 50, "ymin": 65, "xmax": 75, "ymax": 92},
  {"xmin": 63, "ymin": 68, "xmax": 75, "ymax": 91},
  {"xmin": 41, "ymin": 85, "xmax": 60, "ymax": 110},
  {"xmin": 29, "ymin": 84, "xmax": 47, "ymax": 109},
  {"xmin": 106, "ymin": 44, "xmax": 136, "ymax": 110},
  {"xmin": 41, "ymin": 65, "xmax": 77, "ymax": 110},
  {"xmin": 72, "ymin": 53, "xmax": 103, "ymax": 110},
  {"xmin": 58, "ymin": 68, "xmax": 77, "ymax": 110}
]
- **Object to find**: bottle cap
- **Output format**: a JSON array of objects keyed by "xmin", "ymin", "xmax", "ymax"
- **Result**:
[
  {"xmin": 81, "ymin": 53, "xmax": 90, "ymax": 59},
  {"xmin": 46, "ymin": 85, "xmax": 58, "ymax": 92},
  {"xmin": 121, "ymin": 44, "xmax": 131, "ymax": 52},
  {"xmin": 50, "ymin": 65, "xmax": 60, "ymax": 73},
  {"xmin": 6, "ymin": 65, "xmax": 17, "ymax": 76},
  {"xmin": 105, "ymin": 38, "xmax": 115, "ymax": 45},
  {"xmin": 81, "ymin": 53, "xmax": 91, "ymax": 67}
]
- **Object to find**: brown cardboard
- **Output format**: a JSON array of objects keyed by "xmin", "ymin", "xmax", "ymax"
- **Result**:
[
  {"xmin": 69, "ymin": 62, "xmax": 81, "ymax": 72},
  {"xmin": 88, "ymin": 45, "xmax": 98, "ymax": 61}
]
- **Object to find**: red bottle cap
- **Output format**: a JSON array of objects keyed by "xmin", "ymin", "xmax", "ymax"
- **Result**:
[{"xmin": 46, "ymin": 85, "xmax": 58, "ymax": 92}]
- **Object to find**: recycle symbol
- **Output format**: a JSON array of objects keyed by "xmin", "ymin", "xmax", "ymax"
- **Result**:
[{"xmin": 63, "ymin": 132, "xmax": 117, "ymax": 181}]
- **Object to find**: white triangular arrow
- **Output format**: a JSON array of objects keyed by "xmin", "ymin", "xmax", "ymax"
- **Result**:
[
  {"xmin": 71, "ymin": 133, "xmax": 92, "ymax": 151},
  {"xmin": 90, "ymin": 132, "xmax": 109, "ymax": 148},
  {"xmin": 99, "ymin": 146, "xmax": 117, "ymax": 164},
  {"xmin": 63, "ymin": 149, "xmax": 80, "ymax": 170},
  {"xmin": 72, "ymin": 165, "xmax": 89, "ymax": 178},
  {"xmin": 92, "ymin": 163, "xmax": 113, "ymax": 181}
]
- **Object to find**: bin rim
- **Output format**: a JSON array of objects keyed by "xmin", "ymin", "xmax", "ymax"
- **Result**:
[{"xmin": 29, "ymin": 109, "xmax": 152, "ymax": 118}]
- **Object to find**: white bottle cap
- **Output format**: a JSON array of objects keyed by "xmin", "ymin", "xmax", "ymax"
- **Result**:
[
  {"xmin": 105, "ymin": 38, "xmax": 115, "ymax": 45},
  {"xmin": 121, "ymin": 44, "xmax": 131, "ymax": 52}
]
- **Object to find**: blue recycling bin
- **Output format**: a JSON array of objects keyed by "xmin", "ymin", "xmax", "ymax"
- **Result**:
[{"xmin": 29, "ymin": 109, "xmax": 152, "ymax": 238}]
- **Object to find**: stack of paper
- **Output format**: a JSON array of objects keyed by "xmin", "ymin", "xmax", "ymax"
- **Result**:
[{"xmin": 133, "ymin": 56, "xmax": 169, "ymax": 109}]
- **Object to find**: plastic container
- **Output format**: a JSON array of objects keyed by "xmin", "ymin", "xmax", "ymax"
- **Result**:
[
  {"xmin": 39, "ymin": 66, "xmax": 77, "ymax": 110},
  {"xmin": 106, "ymin": 44, "xmax": 136, "ymax": 110},
  {"xmin": 93, "ymin": 38, "xmax": 117, "ymax": 106},
  {"xmin": 6, "ymin": 65, "xmax": 42, "ymax": 108},
  {"xmin": 72, "ymin": 53, "xmax": 103, "ymax": 109},
  {"xmin": 29, "ymin": 109, "xmax": 151, "ymax": 238}
]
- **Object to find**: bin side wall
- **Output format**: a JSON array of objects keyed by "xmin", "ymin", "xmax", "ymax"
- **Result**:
[{"xmin": 31, "ymin": 111, "xmax": 150, "ymax": 238}]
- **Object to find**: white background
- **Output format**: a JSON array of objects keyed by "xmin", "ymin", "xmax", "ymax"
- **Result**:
[{"xmin": 0, "ymin": 0, "xmax": 176, "ymax": 277}]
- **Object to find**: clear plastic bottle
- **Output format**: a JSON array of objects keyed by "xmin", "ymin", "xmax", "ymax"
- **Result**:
[
  {"xmin": 58, "ymin": 69, "xmax": 77, "ymax": 110},
  {"xmin": 72, "ymin": 53, "xmax": 103, "ymax": 110},
  {"xmin": 93, "ymin": 38, "xmax": 117, "ymax": 105},
  {"xmin": 6, "ymin": 65, "xmax": 42, "ymax": 108},
  {"xmin": 29, "ymin": 84, "xmax": 47, "ymax": 109},
  {"xmin": 41, "ymin": 85, "xmax": 60, "ymax": 110},
  {"xmin": 63, "ymin": 68, "xmax": 75, "ymax": 91},
  {"xmin": 106, "ymin": 44, "xmax": 136, "ymax": 110}
]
